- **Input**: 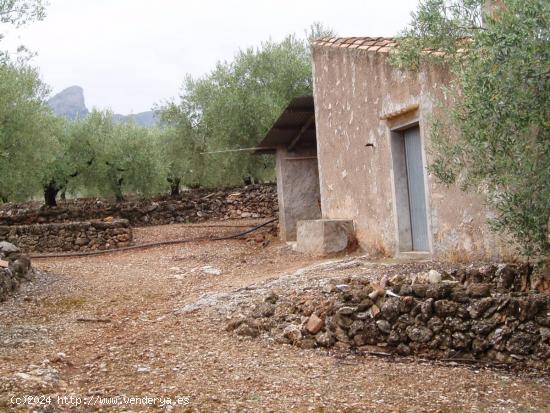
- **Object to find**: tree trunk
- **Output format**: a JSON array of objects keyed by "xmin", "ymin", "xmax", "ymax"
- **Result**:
[
  {"xmin": 114, "ymin": 178, "xmax": 125, "ymax": 203},
  {"xmin": 169, "ymin": 177, "xmax": 181, "ymax": 197},
  {"xmin": 44, "ymin": 181, "xmax": 60, "ymax": 207}
]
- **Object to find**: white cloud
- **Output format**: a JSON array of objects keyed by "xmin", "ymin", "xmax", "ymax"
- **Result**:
[{"xmin": 2, "ymin": 0, "xmax": 418, "ymax": 113}]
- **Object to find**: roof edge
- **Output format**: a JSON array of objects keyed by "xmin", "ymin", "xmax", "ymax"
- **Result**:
[{"xmin": 312, "ymin": 36, "xmax": 398, "ymax": 54}]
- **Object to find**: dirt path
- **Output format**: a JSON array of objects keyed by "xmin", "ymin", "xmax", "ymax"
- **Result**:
[{"xmin": 1, "ymin": 222, "xmax": 549, "ymax": 412}]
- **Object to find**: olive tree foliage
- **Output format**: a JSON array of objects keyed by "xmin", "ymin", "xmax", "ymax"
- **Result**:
[
  {"xmin": 0, "ymin": 0, "xmax": 47, "ymax": 62},
  {"xmin": 0, "ymin": 0, "xmax": 56, "ymax": 202},
  {"xmin": 39, "ymin": 118, "xmax": 92, "ymax": 206},
  {"xmin": 391, "ymin": 0, "xmax": 549, "ymax": 257},
  {"xmin": 157, "ymin": 105, "xmax": 203, "ymax": 196},
  {"xmin": 0, "ymin": 0, "xmax": 46, "ymax": 26},
  {"xmin": 0, "ymin": 62, "xmax": 58, "ymax": 202},
  {"xmin": 158, "ymin": 24, "xmax": 334, "ymax": 188},
  {"xmin": 69, "ymin": 110, "xmax": 167, "ymax": 202}
]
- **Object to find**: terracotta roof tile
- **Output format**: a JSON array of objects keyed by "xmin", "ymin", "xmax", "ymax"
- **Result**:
[
  {"xmin": 312, "ymin": 36, "xmax": 397, "ymax": 55},
  {"xmin": 313, "ymin": 35, "xmax": 457, "ymax": 57},
  {"xmin": 312, "ymin": 36, "xmax": 461, "ymax": 60}
]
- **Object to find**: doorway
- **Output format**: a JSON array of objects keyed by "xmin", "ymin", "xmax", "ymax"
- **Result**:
[{"xmin": 391, "ymin": 125, "xmax": 429, "ymax": 252}]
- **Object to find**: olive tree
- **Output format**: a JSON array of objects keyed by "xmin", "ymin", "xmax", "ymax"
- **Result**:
[
  {"xmin": 72, "ymin": 110, "xmax": 167, "ymax": 201},
  {"xmin": 392, "ymin": 0, "xmax": 549, "ymax": 256},
  {"xmin": 159, "ymin": 24, "xmax": 334, "ymax": 187},
  {"xmin": 157, "ymin": 104, "xmax": 204, "ymax": 196},
  {"xmin": 39, "ymin": 118, "xmax": 95, "ymax": 206},
  {"xmin": 0, "ymin": 0, "xmax": 55, "ymax": 202},
  {"xmin": 0, "ymin": 62, "xmax": 57, "ymax": 201}
]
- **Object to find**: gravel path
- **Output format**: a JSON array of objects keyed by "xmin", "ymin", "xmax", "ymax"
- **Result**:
[{"xmin": 1, "ymin": 221, "xmax": 548, "ymax": 412}]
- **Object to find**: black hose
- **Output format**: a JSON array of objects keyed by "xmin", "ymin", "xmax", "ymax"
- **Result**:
[{"xmin": 30, "ymin": 218, "xmax": 277, "ymax": 259}]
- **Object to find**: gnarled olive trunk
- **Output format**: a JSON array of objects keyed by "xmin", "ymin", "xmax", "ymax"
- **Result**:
[
  {"xmin": 43, "ymin": 181, "xmax": 61, "ymax": 207},
  {"xmin": 114, "ymin": 177, "xmax": 125, "ymax": 203},
  {"xmin": 168, "ymin": 177, "xmax": 181, "ymax": 197}
]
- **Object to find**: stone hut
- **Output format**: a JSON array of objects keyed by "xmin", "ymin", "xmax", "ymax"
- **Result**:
[
  {"xmin": 312, "ymin": 36, "xmax": 513, "ymax": 259},
  {"xmin": 261, "ymin": 37, "xmax": 513, "ymax": 259}
]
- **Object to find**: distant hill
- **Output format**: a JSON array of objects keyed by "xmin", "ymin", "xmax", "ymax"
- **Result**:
[
  {"xmin": 47, "ymin": 86, "xmax": 158, "ymax": 127},
  {"xmin": 112, "ymin": 111, "xmax": 158, "ymax": 127}
]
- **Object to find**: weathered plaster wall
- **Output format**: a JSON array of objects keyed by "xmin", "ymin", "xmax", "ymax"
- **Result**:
[
  {"xmin": 275, "ymin": 146, "xmax": 321, "ymax": 241},
  {"xmin": 312, "ymin": 46, "xmax": 510, "ymax": 259}
]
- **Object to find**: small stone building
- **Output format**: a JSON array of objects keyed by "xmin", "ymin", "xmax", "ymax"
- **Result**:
[
  {"xmin": 312, "ymin": 36, "xmax": 515, "ymax": 259},
  {"xmin": 260, "ymin": 37, "xmax": 511, "ymax": 259}
]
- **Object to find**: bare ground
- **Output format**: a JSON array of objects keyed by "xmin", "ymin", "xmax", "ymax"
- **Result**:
[{"xmin": 1, "ymin": 221, "xmax": 549, "ymax": 412}]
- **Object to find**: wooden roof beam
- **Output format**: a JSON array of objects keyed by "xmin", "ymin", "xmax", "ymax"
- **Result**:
[{"xmin": 288, "ymin": 115, "xmax": 315, "ymax": 151}]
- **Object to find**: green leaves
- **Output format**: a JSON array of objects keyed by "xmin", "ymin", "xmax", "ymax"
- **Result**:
[
  {"xmin": 0, "ymin": 0, "xmax": 48, "ymax": 63},
  {"xmin": 0, "ymin": 0, "xmax": 47, "ymax": 27},
  {"xmin": 0, "ymin": 61, "xmax": 58, "ymax": 201},
  {"xmin": 67, "ymin": 110, "xmax": 168, "ymax": 201},
  {"xmin": 159, "ymin": 24, "xmax": 334, "ymax": 187},
  {"xmin": 393, "ymin": 0, "xmax": 550, "ymax": 256},
  {"xmin": 1, "ymin": 22, "xmax": 336, "ymax": 204}
]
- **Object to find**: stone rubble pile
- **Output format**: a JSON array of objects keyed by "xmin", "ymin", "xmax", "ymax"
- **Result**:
[
  {"xmin": 0, "ymin": 241, "xmax": 34, "ymax": 302},
  {"xmin": 0, "ymin": 219, "xmax": 133, "ymax": 253},
  {"xmin": 0, "ymin": 184, "xmax": 277, "ymax": 227},
  {"xmin": 227, "ymin": 263, "xmax": 550, "ymax": 369}
]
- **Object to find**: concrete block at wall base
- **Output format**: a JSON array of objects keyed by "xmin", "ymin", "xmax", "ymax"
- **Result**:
[{"xmin": 296, "ymin": 219, "xmax": 355, "ymax": 255}]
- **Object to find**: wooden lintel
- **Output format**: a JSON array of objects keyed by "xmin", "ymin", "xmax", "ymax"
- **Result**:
[
  {"xmin": 380, "ymin": 104, "xmax": 419, "ymax": 120},
  {"xmin": 283, "ymin": 156, "xmax": 317, "ymax": 161},
  {"xmin": 288, "ymin": 115, "xmax": 315, "ymax": 151}
]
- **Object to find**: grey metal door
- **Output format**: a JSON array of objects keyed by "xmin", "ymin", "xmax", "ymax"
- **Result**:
[{"xmin": 404, "ymin": 127, "xmax": 429, "ymax": 251}]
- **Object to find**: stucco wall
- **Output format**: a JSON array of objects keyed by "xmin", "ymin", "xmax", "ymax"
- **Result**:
[
  {"xmin": 275, "ymin": 146, "xmax": 321, "ymax": 241},
  {"xmin": 312, "ymin": 46, "xmax": 511, "ymax": 259}
]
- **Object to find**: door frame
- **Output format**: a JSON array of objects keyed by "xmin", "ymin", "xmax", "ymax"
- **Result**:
[{"xmin": 388, "ymin": 120, "xmax": 432, "ymax": 254}]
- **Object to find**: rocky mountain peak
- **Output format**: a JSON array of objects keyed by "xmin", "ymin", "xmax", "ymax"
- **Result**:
[
  {"xmin": 46, "ymin": 86, "xmax": 157, "ymax": 127},
  {"xmin": 47, "ymin": 85, "xmax": 89, "ymax": 120}
]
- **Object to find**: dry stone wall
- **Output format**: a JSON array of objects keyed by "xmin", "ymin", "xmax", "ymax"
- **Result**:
[
  {"xmin": 0, "ymin": 184, "xmax": 277, "ymax": 227},
  {"xmin": 0, "ymin": 242, "xmax": 33, "ymax": 302},
  {"xmin": 227, "ymin": 264, "xmax": 550, "ymax": 369},
  {"xmin": 0, "ymin": 220, "xmax": 132, "ymax": 253}
]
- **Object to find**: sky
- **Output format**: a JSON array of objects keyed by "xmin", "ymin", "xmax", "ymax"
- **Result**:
[{"xmin": 2, "ymin": 0, "xmax": 419, "ymax": 114}]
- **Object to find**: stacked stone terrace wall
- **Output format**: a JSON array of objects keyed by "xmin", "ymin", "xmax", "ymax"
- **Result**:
[
  {"xmin": 228, "ymin": 264, "xmax": 550, "ymax": 369},
  {"xmin": 0, "ymin": 242, "xmax": 33, "ymax": 302},
  {"xmin": 0, "ymin": 220, "xmax": 132, "ymax": 253},
  {"xmin": 0, "ymin": 184, "xmax": 277, "ymax": 227}
]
